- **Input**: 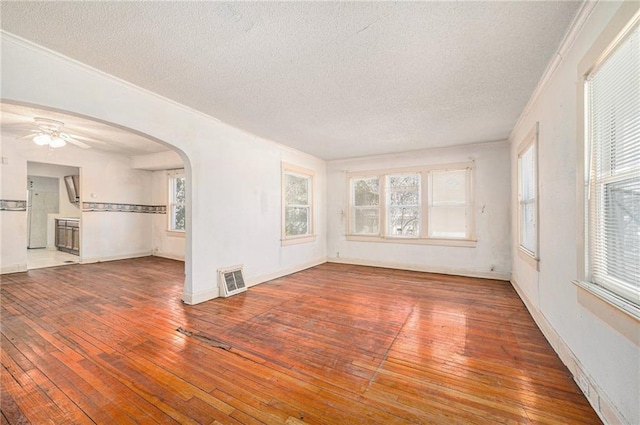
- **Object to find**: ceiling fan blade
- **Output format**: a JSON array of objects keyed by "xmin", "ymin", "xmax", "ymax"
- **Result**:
[
  {"xmin": 17, "ymin": 133, "xmax": 40, "ymax": 140},
  {"xmin": 61, "ymin": 135, "xmax": 91, "ymax": 149},
  {"xmin": 66, "ymin": 132, "xmax": 106, "ymax": 145}
]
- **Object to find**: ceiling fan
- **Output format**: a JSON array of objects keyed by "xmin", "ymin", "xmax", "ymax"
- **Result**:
[{"xmin": 17, "ymin": 117, "xmax": 104, "ymax": 149}]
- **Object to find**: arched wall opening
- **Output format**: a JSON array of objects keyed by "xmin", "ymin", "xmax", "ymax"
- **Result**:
[
  {"xmin": 0, "ymin": 100, "xmax": 194, "ymax": 300},
  {"xmin": 2, "ymin": 31, "xmax": 328, "ymax": 306}
]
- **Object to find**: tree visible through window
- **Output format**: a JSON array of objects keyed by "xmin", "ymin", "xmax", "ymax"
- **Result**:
[
  {"xmin": 348, "ymin": 164, "xmax": 473, "ymax": 242},
  {"xmin": 169, "ymin": 172, "xmax": 185, "ymax": 231},
  {"xmin": 351, "ymin": 177, "xmax": 380, "ymax": 234},
  {"xmin": 388, "ymin": 173, "xmax": 420, "ymax": 237},
  {"xmin": 284, "ymin": 173, "xmax": 311, "ymax": 236},
  {"xmin": 282, "ymin": 163, "xmax": 315, "ymax": 243}
]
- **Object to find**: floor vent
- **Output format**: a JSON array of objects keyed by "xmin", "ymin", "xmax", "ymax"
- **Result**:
[{"xmin": 218, "ymin": 265, "xmax": 247, "ymax": 297}]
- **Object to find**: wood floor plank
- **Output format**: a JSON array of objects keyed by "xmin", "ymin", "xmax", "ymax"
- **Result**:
[{"xmin": 1, "ymin": 258, "xmax": 602, "ymax": 424}]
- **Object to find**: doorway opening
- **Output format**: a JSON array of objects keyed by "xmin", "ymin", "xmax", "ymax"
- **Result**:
[{"xmin": 26, "ymin": 162, "xmax": 81, "ymax": 270}]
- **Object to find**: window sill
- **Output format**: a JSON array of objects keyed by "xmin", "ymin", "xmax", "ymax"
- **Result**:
[
  {"xmin": 517, "ymin": 246, "xmax": 539, "ymax": 270},
  {"xmin": 573, "ymin": 280, "xmax": 640, "ymax": 321},
  {"xmin": 166, "ymin": 230, "xmax": 185, "ymax": 238},
  {"xmin": 281, "ymin": 234, "xmax": 317, "ymax": 246},
  {"xmin": 346, "ymin": 234, "xmax": 477, "ymax": 247}
]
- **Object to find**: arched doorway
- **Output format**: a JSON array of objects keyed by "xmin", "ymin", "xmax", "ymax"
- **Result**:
[{"xmin": 0, "ymin": 101, "xmax": 193, "ymax": 297}]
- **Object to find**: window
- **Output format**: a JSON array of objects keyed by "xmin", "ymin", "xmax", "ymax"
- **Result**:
[
  {"xmin": 387, "ymin": 173, "xmax": 420, "ymax": 237},
  {"xmin": 582, "ymin": 20, "xmax": 639, "ymax": 311},
  {"xmin": 429, "ymin": 169, "xmax": 468, "ymax": 239},
  {"xmin": 282, "ymin": 163, "xmax": 315, "ymax": 245},
  {"xmin": 168, "ymin": 170, "xmax": 185, "ymax": 232},
  {"xmin": 351, "ymin": 177, "xmax": 380, "ymax": 235},
  {"xmin": 348, "ymin": 163, "xmax": 474, "ymax": 246},
  {"xmin": 517, "ymin": 125, "xmax": 538, "ymax": 262}
]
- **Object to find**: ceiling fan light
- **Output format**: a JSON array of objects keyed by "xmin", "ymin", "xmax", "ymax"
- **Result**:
[
  {"xmin": 49, "ymin": 137, "xmax": 67, "ymax": 148},
  {"xmin": 33, "ymin": 134, "xmax": 52, "ymax": 146}
]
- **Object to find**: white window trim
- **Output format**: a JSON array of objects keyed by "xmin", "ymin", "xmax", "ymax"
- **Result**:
[
  {"xmin": 281, "ymin": 162, "xmax": 317, "ymax": 246},
  {"xmin": 167, "ymin": 169, "xmax": 185, "ymax": 234},
  {"xmin": 346, "ymin": 162, "xmax": 476, "ymax": 247},
  {"xmin": 166, "ymin": 230, "xmax": 185, "ymax": 238},
  {"xmin": 517, "ymin": 123, "xmax": 540, "ymax": 270},
  {"xmin": 575, "ymin": 5, "xmax": 640, "ymax": 321}
]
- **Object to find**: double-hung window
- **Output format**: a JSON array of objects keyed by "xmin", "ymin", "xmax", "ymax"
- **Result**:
[
  {"xmin": 351, "ymin": 177, "xmax": 381, "ymax": 235},
  {"xmin": 387, "ymin": 173, "xmax": 421, "ymax": 237},
  {"xmin": 517, "ymin": 125, "xmax": 538, "ymax": 264},
  {"xmin": 581, "ymin": 18, "xmax": 639, "ymax": 313},
  {"xmin": 348, "ymin": 163, "xmax": 474, "ymax": 246},
  {"xmin": 168, "ymin": 170, "xmax": 186, "ymax": 232},
  {"xmin": 429, "ymin": 169, "xmax": 469, "ymax": 239},
  {"xmin": 282, "ymin": 163, "xmax": 316, "ymax": 245}
]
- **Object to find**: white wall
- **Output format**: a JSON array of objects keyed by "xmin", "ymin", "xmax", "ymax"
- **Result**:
[
  {"xmin": 131, "ymin": 150, "xmax": 183, "ymax": 171},
  {"xmin": 1, "ymin": 32, "xmax": 327, "ymax": 303},
  {"xmin": 326, "ymin": 141, "xmax": 511, "ymax": 280},
  {"xmin": 509, "ymin": 2, "xmax": 639, "ymax": 424},
  {"xmin": 1, "ymin": 132, "xmax": 155, "ymax": 270},
  {"xmin": 0, "ymin": 135, "xmax": 28, "ymax": 273}
]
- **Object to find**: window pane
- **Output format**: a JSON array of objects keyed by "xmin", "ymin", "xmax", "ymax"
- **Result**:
[
  {"xmin": 353, "ymin": 208, "xmax": 380, "ymax": 234},
  {"xmin": 174, "ymin": 176, "xmax": 186, "ymax": 204},
  {"xmin": 596, "ymin": 177, "xmax": 640, "ymax": 289},
  {"xmin": 430, "ymin": 206, "xmax": 466, "ymax": 238},
  {"xmin": 388, "ymin": 206, "xmax": 420, "ymax": 236},
  {"xmin": 171, "ymin": 204, "xmax": 185, "ymax": 231},
  {"xmin": 432, "ymin": 170, "xmax": 466, "ymax": 204},
  {"xmin": 169, "ymin": 174, "xmax": 186, "ymax": 231},
  {"xmin": 285, "ymin": 174, "xmax": 309, "ymax": 206},
  {"xmin": 519, "ymin": 143, "xmax": 536, "ymax": 253},
  {"xmin": 430, "ymin": 169, "xmax": 468, "ymax": 238},
  {"xmin": 387, "ymin": 174, "xmax": 420, "ymax": 237},
  {"xmin": 388, "ymin": 174, "xmax": 420, "ymax": 206},
  {"xmin": 520, "ymin": 146, "xmax": 535, "ymax": 201},
  {"xmin": 521, "ymin": 201, "xmax": 536, "ymax": 253},
  {"xmin": 353, "ymin": 178, "xmax": 379, "ymax": 206},
  {"xmin": 285, "ymin": 206, "xmax": 309, "ymax": 236}
]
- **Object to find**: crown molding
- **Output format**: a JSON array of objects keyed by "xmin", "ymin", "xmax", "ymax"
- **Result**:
[
  {"xmin": 328, "ymin": 139, "xmax": 509, "ymax": 165},
  {"xmin": 508, "ymin": 1, "xmax": 599, "ymax": 143},
  {"xmin": 0, "ymin": 30, "xmax": 326, "ymax": 164}
]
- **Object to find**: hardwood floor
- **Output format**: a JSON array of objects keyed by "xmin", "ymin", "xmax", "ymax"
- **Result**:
[{"xmin": 1, "ymin": 257, "xmax": 601, "ymax": 424}]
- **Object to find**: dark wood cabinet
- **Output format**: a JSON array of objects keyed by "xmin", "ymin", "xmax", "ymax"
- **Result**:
[{"xmin": 55, "ymin": 219, "xmax": 80, "ymax": 255}]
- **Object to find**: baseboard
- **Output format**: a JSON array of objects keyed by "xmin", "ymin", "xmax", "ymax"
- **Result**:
[
  {"xmin": 152, "ymin": 251, "xmax": 185, "ymax": 261},
  {"xmin": 182, "ymin": 287, "xmax": 219, "ymax": 305},
  {"xmin": 1, "ymin": 263, "xmax": 28, "ymax": 274},
  {"xmin": 246, "ymin": 257, "xmax": 328, "ymax": 288},
  {"xmin": 181, "ymin": 257, "xmax": 327, "ymax": 305},
  {"xmin": 81, "ymin": 251, "xmax": 153, "ymax": 264},
  {"xmin": 510, "ymin": 277, "xmax": 626, "ymax": 425},
  {"xmin": 327, "ymin": 257, "xmax": 511, "ymax": 281}
]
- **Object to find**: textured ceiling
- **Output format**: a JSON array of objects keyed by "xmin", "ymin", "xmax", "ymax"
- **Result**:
[{"xmin": 0, "ymin": 1, "xmax": 581, "ymax": 160}]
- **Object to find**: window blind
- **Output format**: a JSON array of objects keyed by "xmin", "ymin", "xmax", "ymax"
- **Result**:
[
  {"xmin": 587, "ymin": 23, "xmax": 640, "ymax": 304},
  {"xmin": 429, "ymin": 169, "xmax": 468, "ymax": 239}
]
